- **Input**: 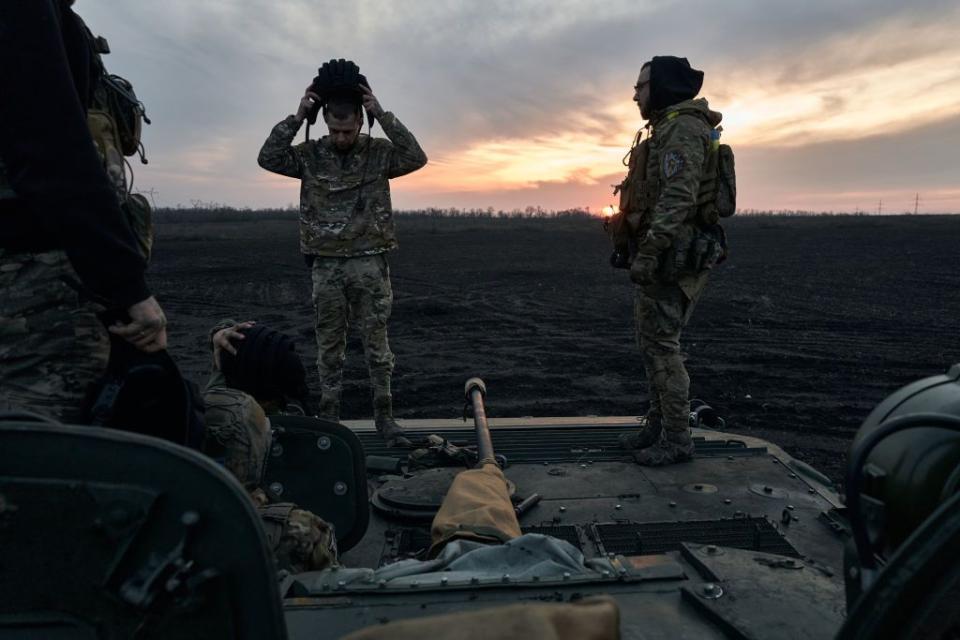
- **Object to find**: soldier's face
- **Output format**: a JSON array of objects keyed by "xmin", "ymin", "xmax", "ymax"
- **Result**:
[
  {"xmin": 325, "ymin": 113, "xmax": 362, "ymax": 150},
  {"xmin": 633, "ymin": 66, "xmax": 651, "ymax": 119}
]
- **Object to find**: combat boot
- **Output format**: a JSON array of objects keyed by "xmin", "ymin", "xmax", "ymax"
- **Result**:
[
  {"xmin": 632, "ymin": 429, "xmax": 694, "ymax": 466},
  {"xmin": 618, "ymin": 412, "xmax": 663, "ymax": 450},
  {"xmin": 373, "ymin": 394, "xmax": 411, "ymax": 447},
  {"xmin": 317, "ymin": 394, "xmax": 340, "ymax": 423}
]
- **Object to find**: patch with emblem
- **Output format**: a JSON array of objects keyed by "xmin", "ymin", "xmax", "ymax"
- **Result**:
[{"xmin": 662, "ymin": 150, "xmax": 686, "ymax": 179}]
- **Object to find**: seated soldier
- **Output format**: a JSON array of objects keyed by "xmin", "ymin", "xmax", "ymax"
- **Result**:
[{"xmin": 202, "ymin": 320, "xmax": 337, "ymax": 573}]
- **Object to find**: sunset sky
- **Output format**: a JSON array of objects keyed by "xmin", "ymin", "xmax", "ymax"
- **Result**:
[{"xmin": 81, "ymin": 0, "xmax": 960, "ymax": 213}]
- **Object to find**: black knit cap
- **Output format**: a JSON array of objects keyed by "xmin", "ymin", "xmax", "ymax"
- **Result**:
[
  {"xmin": 645, "ymin": 56, "xmax": 704, "ymax": 113},
  {"xmin": 220, "ymin": 325, "xmax": 308, "ymax": 405}
]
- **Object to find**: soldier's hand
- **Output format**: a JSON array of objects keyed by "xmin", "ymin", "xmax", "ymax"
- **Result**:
[
  {"xmin": 212, "ymin": 320, "xmax": 256, "ymax": 370},
  {"xmin": 629, "ymin": 254, "xmax": 659, "ymax": 285},
  {"xmin": 295, "ymin": 88, "xmax": 323, "ymax": 123},
  {"xmin": 359, "ymin": 84, "xmax": 384, "ymax": 119},
  {"xmin": 109, "ymin": 296, "xmax": 168, "ymax": 353}
]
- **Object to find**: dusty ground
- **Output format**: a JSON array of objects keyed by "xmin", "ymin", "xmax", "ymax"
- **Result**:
[{"xmin": 151, "ymin": 213, "xmax": 960, "ymax": 483}]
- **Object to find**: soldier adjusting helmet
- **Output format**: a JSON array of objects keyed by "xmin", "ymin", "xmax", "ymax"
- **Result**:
[
  {"xmin": 306, "ymin": 58, "xmax": 370, "ymax": 125},
  {"xmin": 219, "ymin": 324, "xmax": 311, "ymax": 413}
]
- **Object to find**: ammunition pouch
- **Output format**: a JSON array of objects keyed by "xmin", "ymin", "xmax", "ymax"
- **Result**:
[
  {"xmin": 88, "ymin": 109, "xmax": 128, "ymax": 198},
  {"xmin": 695, "ymin": 142, "xmax": 736, "ymax": 226},
  {"xmin": 658, "ymin": 225, "xmax": 726, "ymax": 283},
  {"xmin": 609, "ymin": 141, "xmax": 655, "ymax": 270},
  {"xmin": 605, "ymin": 210, "xmax": 641, "ymax": 269},
  {"xmin": 96, "ymin": 74, "xmax": 147, "ymax": 159}
]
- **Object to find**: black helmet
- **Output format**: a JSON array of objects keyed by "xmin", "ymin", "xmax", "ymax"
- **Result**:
[
  {"xmin": 307, "ymin": 58, "xmax": 370, "ymax": 125},
  {"xmin": 220, "ymin": 325, "xmax": 309, "ymax": 410}
]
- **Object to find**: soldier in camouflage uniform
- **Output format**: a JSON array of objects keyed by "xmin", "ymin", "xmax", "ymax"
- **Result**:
[
  {"xmin": 614, "ymin": 56, "xmax": 727, "ymax": 466},
  {"xmin": 203, "ymin": 320, "xmax": 339, "ymax": 573},
  {"xmin": 0, "ymin": 1, "xmax": 167, "ymax": 423},
  {"xmin": 258, "ymin": 82, "xmax": 427, "ymax": 446}
]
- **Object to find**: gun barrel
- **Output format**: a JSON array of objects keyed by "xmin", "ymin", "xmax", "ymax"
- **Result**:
[{"xmin": 464, "ymin": 377, "xmax": 494, "ymax": 464}]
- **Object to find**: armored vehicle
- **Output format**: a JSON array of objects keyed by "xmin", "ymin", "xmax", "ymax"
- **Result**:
[{"xmin": 1, "ymin": 366, "xmax": 959, "ymax": 639}]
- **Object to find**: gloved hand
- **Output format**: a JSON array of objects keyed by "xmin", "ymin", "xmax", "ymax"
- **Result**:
[{"xmin": 629, "ymin": 253, "xmax": 659, "ymax": 285}]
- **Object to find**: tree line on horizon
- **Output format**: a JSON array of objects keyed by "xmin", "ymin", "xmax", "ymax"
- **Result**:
[{"xmin": 150, "ymin": 201, "xmax": 952, "ymax": 224}]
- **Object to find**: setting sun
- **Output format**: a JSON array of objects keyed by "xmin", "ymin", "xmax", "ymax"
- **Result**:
[{"xmin": 601, "ymin": 205, "xmax": 619, "ymax": 218}]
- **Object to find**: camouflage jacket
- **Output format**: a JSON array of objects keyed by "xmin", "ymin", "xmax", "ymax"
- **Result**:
[
  {"xmin": 258, "ymin": 113, "xmax": 427, "ymax": 257},
  {"xmin": 620, "ymin": 98, "xmax": 723, "ymax": 296}
]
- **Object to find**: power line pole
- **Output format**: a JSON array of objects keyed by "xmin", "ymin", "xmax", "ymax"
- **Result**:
[
  {"xmin": 878, "ymin": 200, "xmax": 882, "ymax": 215},
  {"xmin": 141, "ymin": 187, "xmax": 159, "ymax": 209},
  {"xmin": 914, "ymin": 193, "xmax": 919, "ymax": 215}
]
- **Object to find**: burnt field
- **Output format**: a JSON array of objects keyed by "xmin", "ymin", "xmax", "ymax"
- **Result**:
[{"xmin": 151, "ymin": 213, "xmax": 960, "ymax": 482}]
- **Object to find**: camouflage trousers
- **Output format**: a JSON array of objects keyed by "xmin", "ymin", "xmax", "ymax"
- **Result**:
[
  {"xmin": 0, "ymin": 249, "xmax": 108, "ymax": 422},
  {"xmin": 633, "ymin": 279, "xmax": 705, "ymax": 433},
  {"xmin": 311, "ymin": 254, "xmax": 395, "ymax": 401}
]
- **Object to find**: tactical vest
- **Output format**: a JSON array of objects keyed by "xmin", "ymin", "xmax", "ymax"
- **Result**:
[
  {"xmin": 618, "ymin": 108, "xmax": 736, "ymax": 229},
  {"xmin": 609, "ymin": 105, "xmax": 736, "ymax": 278}
]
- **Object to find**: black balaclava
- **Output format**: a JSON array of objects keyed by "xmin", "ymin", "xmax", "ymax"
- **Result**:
[{"xmin": 646, "ymin": 56, "xmax": 704, "ymax": 113}]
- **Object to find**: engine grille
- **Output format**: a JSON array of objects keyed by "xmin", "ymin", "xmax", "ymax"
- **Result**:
[{"xmin": 595, "ymin": 517, "xmax": 799, "ymax": 557}]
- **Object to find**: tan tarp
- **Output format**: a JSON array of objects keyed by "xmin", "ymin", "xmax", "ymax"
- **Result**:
[
  {"xmin": 342, "ymin": 595, "xmax": 620, "ymax": 640},
  {"xmin": 428, "ymin": 463, "xmax": 522, "ymax": 557}
]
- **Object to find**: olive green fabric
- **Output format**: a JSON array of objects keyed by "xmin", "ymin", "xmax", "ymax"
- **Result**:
[
  {"xmin": 342, "ymin": 595, "xmax": 620, "ymax": 640},
  {"xmin": 429, "ymin": 463, "xmax": 522, "ymax": 557}
]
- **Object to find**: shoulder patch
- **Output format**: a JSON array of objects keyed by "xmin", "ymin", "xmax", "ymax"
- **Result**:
[{"xmin": 662, "ymin": 149, "xmax": 686, "ymax": 179}]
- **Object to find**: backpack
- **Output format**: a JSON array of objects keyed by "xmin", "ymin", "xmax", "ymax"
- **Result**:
[
  {"xmin": 695, "ymin": 128, "xmax": 737, "ymax": 226},
  {"xmin": 82, "ymin": 29, "xmax": 155, "ymax": 262}
]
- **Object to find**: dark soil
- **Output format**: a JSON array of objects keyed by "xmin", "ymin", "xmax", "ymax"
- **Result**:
[{"xmin": 151, "ymin": 213, "xmax": 960, "ymax": 484}]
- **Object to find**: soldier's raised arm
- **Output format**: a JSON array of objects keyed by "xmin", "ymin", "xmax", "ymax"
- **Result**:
[
  {"xmin": 257, "ymin": 89, "xmax": 319, "ymax": 178},
  {"xmin": 359, "ymin": 86, "xmax": 427, "ymax": 178}
]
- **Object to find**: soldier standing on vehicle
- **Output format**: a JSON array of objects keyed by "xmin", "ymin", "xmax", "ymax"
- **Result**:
[
  {"xmin": 0, "ymin": 0, "xmax": 167, "ymax": 422},
  {"xmin": 608, "ymin": 56, "xmax": 735, "ymax": 465},
  {"xmin": 258, "ymin": 60, "xmax": 427, "ymax": 446}
]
